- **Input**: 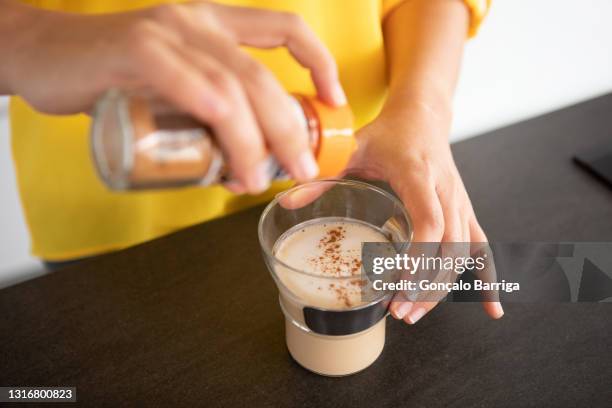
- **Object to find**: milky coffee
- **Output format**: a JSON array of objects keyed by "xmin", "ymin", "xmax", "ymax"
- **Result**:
[{"xmin": 273, "ymin": 217, "xmax": 389, "ymax": 376}]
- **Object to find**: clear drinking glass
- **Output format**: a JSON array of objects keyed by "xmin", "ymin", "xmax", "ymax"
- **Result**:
[{"xmin": 258, "ymin": 179, "xmax": 412, "ymax": 376}]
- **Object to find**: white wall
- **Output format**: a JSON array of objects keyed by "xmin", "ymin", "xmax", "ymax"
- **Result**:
[
  {"xmin": 1, "ymin": 0, "xmax": 612, "ymax": 287},
  {"xmin": 453, "ymin": 0, "xmax": 612, "ymax": 140},
  {"xmin": 0, "ymin": 97, "xmax": 47, "ymax": 287}
]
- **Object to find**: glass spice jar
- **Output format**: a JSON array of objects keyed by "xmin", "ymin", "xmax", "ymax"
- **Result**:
[{"xmin": 90, "ymin": 89, "xmax": 355, "ymax": 190}]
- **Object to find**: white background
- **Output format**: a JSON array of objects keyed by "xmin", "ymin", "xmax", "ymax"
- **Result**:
[{"xmin": 1, "ymin": 0, "xmax": 612, "ymax": 287}]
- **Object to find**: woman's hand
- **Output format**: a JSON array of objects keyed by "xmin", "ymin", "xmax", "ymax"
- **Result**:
[
  {"xmin": 347, "ymin": 96, "xmax": 504, "ymax": 324},
  {"xmin": 1, "ymin": 0, "xmax": 346, "ymax": 193}
]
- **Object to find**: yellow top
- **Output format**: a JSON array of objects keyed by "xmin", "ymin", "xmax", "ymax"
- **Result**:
[{"xmin": 10, "ymin": 0, "xmax": 490, "ymax": 261}]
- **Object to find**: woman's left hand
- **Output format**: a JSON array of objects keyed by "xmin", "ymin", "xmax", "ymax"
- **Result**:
[{"xmin": 347, "ymin": 97, "xmax": 504, "ymax": 324}]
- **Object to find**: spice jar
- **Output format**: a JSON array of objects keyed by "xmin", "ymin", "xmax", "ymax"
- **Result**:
[{"xmin": 90, "ymin": 89, "xmax": 355, "ymax": 190}]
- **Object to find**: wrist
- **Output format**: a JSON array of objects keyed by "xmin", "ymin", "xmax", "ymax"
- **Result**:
[
  {"xmin": 377, "ymin": 86, "xmax": 453, "ymax": 147},
  {"xmin": 383, "ymin": 84, "xmax": 453, "ymax": 125}
]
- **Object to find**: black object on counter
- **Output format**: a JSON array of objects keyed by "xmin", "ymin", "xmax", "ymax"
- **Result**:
[{"xmin": 574, "ymin": 144, "xmax": 612, "ymax": 190}]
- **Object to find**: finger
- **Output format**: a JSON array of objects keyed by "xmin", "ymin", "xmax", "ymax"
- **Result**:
[
  {"xmin": 394, "ymin": 175, "xmax": 445, "ymax": 243},
  {"xmin": 435, "ymin": 187, "xmax": 471, "ymax": 304},
  {"xmin": 128, "ymin": 22, "xmax": 230, "ymax": 125},
  {"xmin": 276, "ymin": 164, "xmax": 381, "ymax": 210},
  {"xmin": 172, "ymin": 16, "xmax": 319, "ymax": 183},
  {"xmin": 201, "ymin": 3, "xmax": 346, "ymax": 106},
  {"xmin": 402, "ymin": 301, "xmax": 438, "ymax": 325},
  {"xmin": 438, "ymin": 203, "xmax": 464, "ymax": 276},
  {"xmin": 402, "ymin": 205, "xmax": 455, "ymax": 324},
  {"xmin": 278, "ymin": 181, "xmax": 334, "ymax": 209},
  {"xmin": 435, "ymin": 179, "xmax": 464, "ymax": 243},
  {"xmin": 470, "ymin": 217, "xmax": 504, "ymax": 319},
  {"xmin": 223, "ymin": 180, "xmax": 247, "ymax": 194},
  {"xmin": 389, "ymin": 174, "xmax": 445, "ymax": 319},
  {"xmin": 171, "ymin": 44, "xmax": 270, "ymax": 193},
  {"xmin": 214, "ymin": 48, "xmax": 318, "ymax": 182}
]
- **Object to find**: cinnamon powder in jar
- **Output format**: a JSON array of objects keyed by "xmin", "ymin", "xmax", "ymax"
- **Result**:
[{"xmin": 127, "ymin": 96, "xmax": 220, "ymax": 187}]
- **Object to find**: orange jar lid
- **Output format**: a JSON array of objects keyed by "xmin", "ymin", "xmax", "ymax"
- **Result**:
[{"xmin": 294, "ymin": 95, "xmax": 356, "ymax": 178}]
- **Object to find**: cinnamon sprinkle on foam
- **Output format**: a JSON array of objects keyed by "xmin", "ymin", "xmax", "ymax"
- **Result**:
[{"xmin": 305, "ymin": 224, "xmax": 365, "ymax": 307}]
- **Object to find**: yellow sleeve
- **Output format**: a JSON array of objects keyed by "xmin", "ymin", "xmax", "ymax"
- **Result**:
[
  {"xmin": 382, "ymin": 0, "xmax": 491, "ymax": 38},
  {"xmin": 463, "ymin": 0, "xmax": 491, "ymax": 37}
]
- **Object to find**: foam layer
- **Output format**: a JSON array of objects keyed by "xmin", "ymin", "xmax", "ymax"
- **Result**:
[{"xmin": 273, "ymin": 217, "xmax": 389, "ymax": 309}]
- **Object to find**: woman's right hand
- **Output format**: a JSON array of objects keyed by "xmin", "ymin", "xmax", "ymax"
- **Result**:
[{"xmin": 2, "ymin": 0, "xmax": 346, "ymax": 193}]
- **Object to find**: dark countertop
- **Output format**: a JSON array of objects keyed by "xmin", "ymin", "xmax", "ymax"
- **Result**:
[{"xmin": 1, "ymin": 94, "xmax": 612, "ymax": 407}]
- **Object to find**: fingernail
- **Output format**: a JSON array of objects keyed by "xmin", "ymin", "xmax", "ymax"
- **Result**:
[
  {"xmin": 331, "ymin": 83, "xmax": 347, "ymax": 106},
  {"xmin": 392, "ymin": 302, "xmax": 412, "ymax": 320},
  {"xmin": 248, "ymin": 161, "xmax": 271, "ymax": 193},
  {"xmin": 224, "ymin": 180, "xmax": 246, "ymax": 194},
  {"xmin": 493, "ymin": 302, "xmax": 504, "ymax": 319},
  {"xmin": 406, "ymin": 307, "xmax": 426, "ymax": 324},
  {"xmin": 295, "ymin": 152, "xmax": 319, "ymax": 181}
]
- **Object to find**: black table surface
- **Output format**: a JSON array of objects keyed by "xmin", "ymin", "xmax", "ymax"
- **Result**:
[{"xmin": 2, "ymin": 94, "xmax": 612, "ymax": 407}]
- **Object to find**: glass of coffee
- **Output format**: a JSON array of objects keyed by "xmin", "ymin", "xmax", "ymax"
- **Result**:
[{"xmin": 258, "ymin": 179, "xmax": 412, "ymax": 376}]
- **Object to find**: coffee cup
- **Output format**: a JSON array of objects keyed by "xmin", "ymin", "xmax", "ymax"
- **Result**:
[{"xmin": 258, "ymin": 180, "xmax": 412, "ymax": 376}]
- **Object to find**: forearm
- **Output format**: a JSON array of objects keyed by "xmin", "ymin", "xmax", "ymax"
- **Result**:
[
  {"xmin": 382, "ymin": 0, "xmax": 469, "ymax": 123},
  {"xmin": 0, "ymin": 0, "xmax": 38, "ymax": 94}
]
